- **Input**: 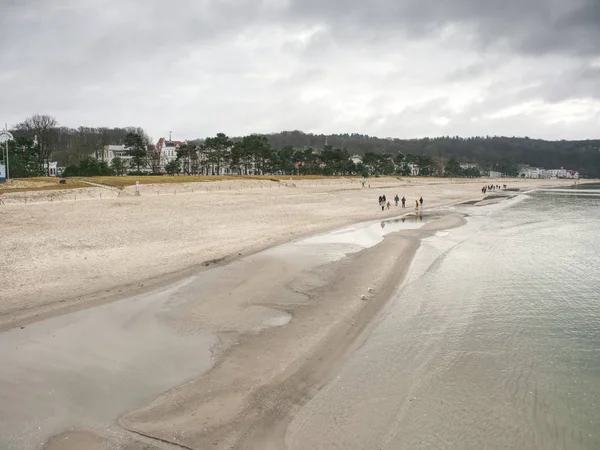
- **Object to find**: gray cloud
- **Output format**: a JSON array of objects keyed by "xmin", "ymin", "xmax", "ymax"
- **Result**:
[
  {"xmin": 0, "ymin": 0, "xmax": 598, "ymax": 140},
  {"xmin": 521, "ymin": 65, "xmax": 600, "ymax": 103},
  {"xmin": 285, "ymin": 0, "xmax": 599, "ymax": 56}
]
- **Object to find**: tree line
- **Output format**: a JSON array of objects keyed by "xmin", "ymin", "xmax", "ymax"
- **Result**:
[
  {"xmin": 56, "ymin": 132, "xmax": 513, "ymax": 178},
  {"xmin": 4, "ymin": 114, "xmax": 599, "ymax": 178},
  {"xmin": 3, "ymin": 114, "xmax": 150, "ymax": 177},
  {"xmin": 263, "ymin": 131, "xmax": 600, "ymax": 178}
]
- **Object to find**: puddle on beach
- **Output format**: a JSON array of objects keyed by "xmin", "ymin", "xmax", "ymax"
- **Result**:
[
  {"xmin": 304, "ymin": 214, "xmax": 431, "ymax": 246},
  {"xmin": 268, "ymin": 213, "xmax": 434, "ymax": 265}
]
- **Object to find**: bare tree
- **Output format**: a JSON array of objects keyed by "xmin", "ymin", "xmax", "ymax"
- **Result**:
[{"xmin": 15, "ymin": 114, "xmax": 58, "ymax": 176}]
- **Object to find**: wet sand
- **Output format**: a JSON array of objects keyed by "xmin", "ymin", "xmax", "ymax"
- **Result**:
[
  {"xmin": 0, "ymin": 278, "xmax": 216, "ymax": 449},
  {"xmin": 1, "ymin": 211, "xmax": 464, "ymax": 449}
]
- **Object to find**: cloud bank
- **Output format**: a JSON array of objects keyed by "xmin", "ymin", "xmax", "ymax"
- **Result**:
[{"xmin": 1, "ymin": 0, "xmax": 599, "ymax": 141}]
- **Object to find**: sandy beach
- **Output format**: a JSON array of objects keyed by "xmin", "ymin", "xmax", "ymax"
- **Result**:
[
  {"xmin": 0, "ymin": 177, "xmax": 584, "ymax": 449},
  {"xmin": 0, "ymin": 177, "xmax": 571, "ymax": 331}
]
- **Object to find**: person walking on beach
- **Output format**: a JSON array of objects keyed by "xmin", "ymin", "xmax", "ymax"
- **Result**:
[
  {"xmin": 394, "ymin": 194, "xmax": 400, "ymax": 207},
  {"xmin": 415, "ymin": 199, "xmax": 419, "ymax": 210},
  {"xmin": 419, "ymin": 197, "xmax": 424, "ymax": 209},
  {"xmin": 387, "ymin": 201, "xmax": 391, "ymax": 210},
  {"xmin": 401, "ymin": 196, "xmax": 406, "ymax": 208}
]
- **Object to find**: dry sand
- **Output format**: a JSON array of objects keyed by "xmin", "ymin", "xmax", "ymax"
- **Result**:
[{"xmin": 0, "ymin": 177, "xmax": 571, "ymax": 331}]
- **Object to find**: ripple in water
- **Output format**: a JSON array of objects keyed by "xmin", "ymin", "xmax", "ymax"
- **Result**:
[{"xmin": 287, "ymin": 189, "xmax": 600, "ymax": 450}]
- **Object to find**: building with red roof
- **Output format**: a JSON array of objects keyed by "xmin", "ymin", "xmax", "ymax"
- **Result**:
[{"xmin": 155, "ymin": 135, "xmax": 185, "ymax": 171}]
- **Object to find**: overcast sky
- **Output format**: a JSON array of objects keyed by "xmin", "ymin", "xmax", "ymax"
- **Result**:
[{"xmin": 2, "ymin": 0, "xmax": 599, "ymax": 142}]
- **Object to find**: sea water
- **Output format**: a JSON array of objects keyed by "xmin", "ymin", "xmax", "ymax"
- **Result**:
[{"xmin": 287, "ymin": 186, "xmax": 600, "ymax": 450}]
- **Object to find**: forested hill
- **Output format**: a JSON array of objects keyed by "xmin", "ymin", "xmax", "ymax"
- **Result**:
[{"xmin": 264, "ymin": 131, "xmax": 600, "ymax": 178}]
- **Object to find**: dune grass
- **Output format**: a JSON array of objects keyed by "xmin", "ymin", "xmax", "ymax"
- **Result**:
[
  {"xmin": 0, "ymin": 177, "xmax": 88, "ymax": 194},
  {"xmin": 79, "ymin": 175, "xmax": 337, "ymax": 189},
  {"xmin": 1, "ymin": 175, "xmax": 355, "ymax": 194}
]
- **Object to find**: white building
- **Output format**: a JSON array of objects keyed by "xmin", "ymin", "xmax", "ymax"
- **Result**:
[
  {"xmin": 489, "ymin": 170, "xmax": 504, "ymax": 178},
  {"xmin": 408, "ymin": 163, "xmax": 420, "ymax": 176},
  {"xmin": 460, "ymin": 163, "xmax": 479, "ymax": 170},
  {"xmin": 155, "ymin": 137, "xmax": 184, "ymax": 170},
  {"xmin": 519, "ymin": 167, "xmax": 546, "ymax": 178},
  {"xmin": 101, "ymin": 145, "xmax": 134, "ymax": 166},
  {"xmin": 350, "ymin": 154, "xmax": 362, "ymax": 165},
  {"xmin": 43, "ymin": 161, "xmax": 59, "ymax": 177},
  {"xmin": 547, "ymin": 168, "xmax": 569, "ymax": 179},
  {"xmin": 0, "ymin": 163, "xmax": 5, "ymax": 182},
  {"xmin": 518, "ymin": 166, "xmax": 579, "ymax": 179}
]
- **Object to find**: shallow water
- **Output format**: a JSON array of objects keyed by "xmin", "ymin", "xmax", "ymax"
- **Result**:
[{"xmin": 287, "ymin": 188, "xmax": 600, "ymax": 450}]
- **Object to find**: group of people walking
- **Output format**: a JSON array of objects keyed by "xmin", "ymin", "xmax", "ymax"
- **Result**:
[
  {"xmin": 481, "ymin": 184, "xmax": 507, "ymax": 194},
  {"xmin": 378, "ymin": 194, "xmax": 423, "ymax": 211},
  {"xmin": 378, "ymin": 195, "xmax": 390, "ymax": 211}
]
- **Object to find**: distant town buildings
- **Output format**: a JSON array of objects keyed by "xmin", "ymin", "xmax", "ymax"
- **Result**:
[
  {"xmin": 460, "ymin": 163, "xmax": 479, "ymax": 170},
  {"xmin": 518, "ymin": 166, "xmax": 579, "ymax": 179},
  {"xmin": 88, "ymin": 134, "xmax": 580, "ymax": 179}
]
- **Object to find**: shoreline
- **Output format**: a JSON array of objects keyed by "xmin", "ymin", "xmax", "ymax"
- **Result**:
[{"xmin": 0, "ymin": 178, "xmax": 577, "ymax": 333}]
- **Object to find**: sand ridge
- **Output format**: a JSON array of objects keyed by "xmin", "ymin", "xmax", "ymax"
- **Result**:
[{"xmin": 118, "ymin": 215, "xmax": 465, "ymax": 449}]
